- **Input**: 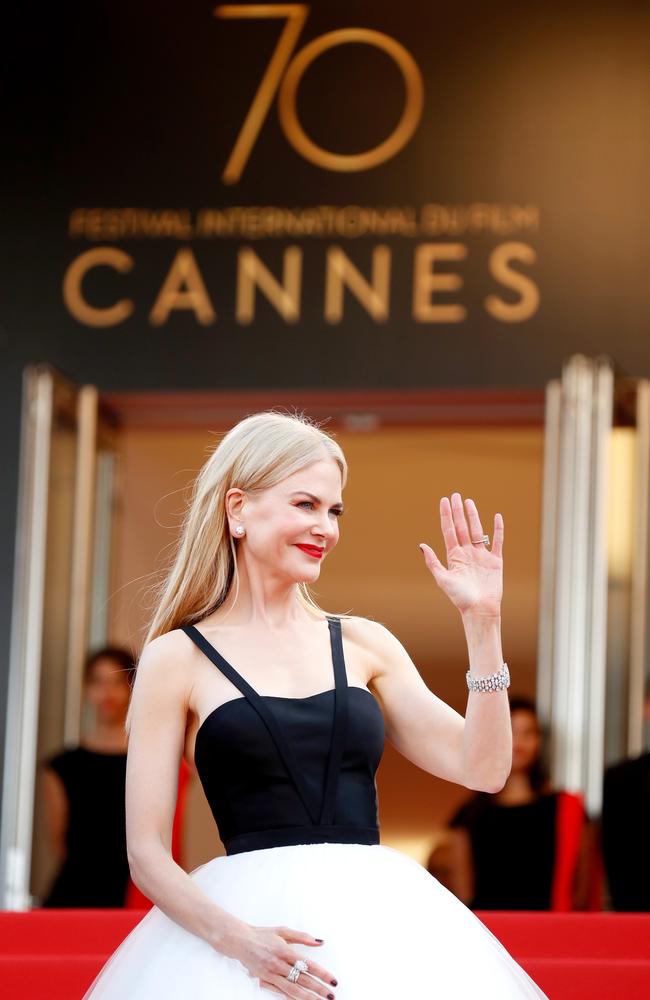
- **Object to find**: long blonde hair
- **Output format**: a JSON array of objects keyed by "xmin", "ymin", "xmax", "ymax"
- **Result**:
[{"xmin": 125, "ymin": 410, "xmax": 347, "ymax": 733}]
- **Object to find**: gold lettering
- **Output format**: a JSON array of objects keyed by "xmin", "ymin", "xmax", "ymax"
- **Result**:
[
  {"xmin": 217, "ymin": 8, "xmax": 423, "ymax": 181},
  {"xmin": 68, "ymin": 208, "xmax": 194, "ymax": 240},
  {"xmin": 149, "ymin": 248, "xmax": 216, "ymax": 325},
  {"xmin": 278, "ymin": 28, "xmax": 423, "ymax": 174},
  {"xmin": 216, "ymin": 5, "xmax": 308, "ymax": 184},
  {"xmin": 511, "ymin": 205, "xmax": 539, "ymax": 233},
  {"xmin": 148, "ymin": 210, "xmax": 190, "ymax": 238},
  {"xmin": 413, "ymin": 243, "xmax": 467, "ymax": 322},
  {"xmin": 236, "ymin": 246, "xmax": 302, "ymax": 323},
  {"xmin": 485, "ymin": 242, "xmax": 539, "ymax": 322},
  {"xmin": 62, "ymin": 247, "xmax": 134, "ymax": 327},
  {"xmin": 325, "ymin": 246, "xmax": 390, "ymax": 323},
  {"xmin": 68, "ymin": 209, "xmax": 87, "ymax": 238},
  {"xmin": 419, "ymin": 203, "xmax": 540, "ymax": 237}
]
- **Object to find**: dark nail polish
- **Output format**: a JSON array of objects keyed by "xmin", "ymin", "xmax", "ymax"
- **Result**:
[
  {"xmin": 315, "ymin": 937, "xmax": 324, "ymax": 942},
  {"xmin": 331, "ymin": 980, "xmax": 338, "ymax": 986},
  {"xmin": 328, "ymin": 994, "xmax": 335, "ymax": 999}
]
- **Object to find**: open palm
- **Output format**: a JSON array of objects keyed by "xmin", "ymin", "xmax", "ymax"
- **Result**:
[{"xmin": 419, "ymin": 493, "xmax": 503, "ymax": 617}]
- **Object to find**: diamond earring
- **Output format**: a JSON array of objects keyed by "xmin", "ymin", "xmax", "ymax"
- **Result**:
[{"xmin": 234, "ymin": 525, "xmax": 245, "ymax": 537}]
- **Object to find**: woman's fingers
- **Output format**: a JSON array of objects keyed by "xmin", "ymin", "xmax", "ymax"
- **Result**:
[
  {"xmin": 250, "ymin": 928, "xmax": 337, "ymax": 998},
  {"xmin": 275, "ymin": 931, "xmax": 337, "ymax": 996},
  {"xmin": 439, "ymin": 496, "xmax": 459, "ymax": 553},
  {"xmin": 280, "ymin": 954, "xmax": 337, "ymax": 994},
  {"xmin": 268, "ymin": 968, "xmax": 335, "ymax": 999},
  {"xmin": 419, "ymin": 542, "xmax": 446, "ymax": 577},
  {"xmin": 492, "ymin": 512, "xmax": 504, "ymax": 558},
  {"xmin": 463, "ymin": 497, "xmax": 484, "ymax": 544},
  {"xmin": 292, "ymin": 960, "xmax": 337, "ymax": 990},
  {"xmin": 277, "ymin": 927, "xmax": 323, "ymax": 946},
  {"xmin": 450, "ymin": 492, "xmax": 471, "ymax": 546}
]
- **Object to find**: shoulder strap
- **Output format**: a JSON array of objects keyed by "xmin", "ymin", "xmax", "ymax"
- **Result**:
[
  {"xmin": 181, "ymin": 624, "xmax": 261, "ymax": 698},
  {"xmin": 319, "ymin": 617, "xmax": 349, "ymax": 825}
]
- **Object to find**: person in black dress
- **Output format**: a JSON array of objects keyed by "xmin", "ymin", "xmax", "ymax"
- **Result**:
[
  {"xmin": 81, "ymin": 411, "xmax": 549, "ymax": 999},
  {"xmin": 601, "ymin": 685, "xmax": 650, "ymax": 911},
  {"xmin": 41, "ymin": 646, "xmax": 135, "ymax": 907},
  {"xmin": 433, "ymin": 696, "xmax": 593, "ymax": 910}
]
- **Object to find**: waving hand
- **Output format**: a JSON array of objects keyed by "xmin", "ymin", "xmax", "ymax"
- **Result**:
[{"xmin": 419, "ymin": 493, "xmax": 503, "ymax": 618}]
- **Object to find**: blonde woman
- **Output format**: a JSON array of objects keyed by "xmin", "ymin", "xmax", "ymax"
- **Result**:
[{"xmin": 83, "ymin": 411, "xmax": 547, "ymax": 999}]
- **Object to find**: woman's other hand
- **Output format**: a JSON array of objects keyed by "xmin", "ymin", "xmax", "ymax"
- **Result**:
[{"xmin": 223, "ymin": 923, "xmax": 338, "ymax": 998}]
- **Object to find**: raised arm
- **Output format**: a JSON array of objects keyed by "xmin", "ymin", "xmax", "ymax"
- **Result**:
[
  {"xmin": 126, "ymin": 630, "xmax": 340, "ymax": 996},
  {"xmin": 360, "ymin": 492, "xmax": 512, "ymax": 793}
]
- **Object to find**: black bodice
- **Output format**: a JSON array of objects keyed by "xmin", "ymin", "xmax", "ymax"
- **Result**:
[{"xmin": 182, "ymin": 617, "xmax": 384, "ymax": 855}]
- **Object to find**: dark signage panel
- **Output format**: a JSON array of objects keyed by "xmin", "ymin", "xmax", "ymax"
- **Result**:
[{"xmin": 5, "ymin": 0, "xmax": 650, "ymax": 390}]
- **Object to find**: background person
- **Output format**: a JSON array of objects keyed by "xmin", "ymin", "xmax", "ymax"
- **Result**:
[
  {"xmin": 601, "ymin": 684, "xmax": 650, "ymax": 911},
  {"xmin": 431, "ymin": 696, "xmax": 596, "ymax": 910},
  {"xmin": 41, "ymin": 647, "xmax": 134, "ymax": 907}
]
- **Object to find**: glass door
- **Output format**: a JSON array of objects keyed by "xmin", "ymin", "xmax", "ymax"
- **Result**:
[
  {"xmin": 0, "ymin": 364, "xmax": 118, "ymax": 908},
  {"xmin": 537, "ymin": 354, "xmax": 650, "ymax": 816}
]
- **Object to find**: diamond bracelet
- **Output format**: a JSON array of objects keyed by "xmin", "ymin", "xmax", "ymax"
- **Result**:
[{"xmin": 466, "ymin": 662, "xmax": 510, "ymax": 692}]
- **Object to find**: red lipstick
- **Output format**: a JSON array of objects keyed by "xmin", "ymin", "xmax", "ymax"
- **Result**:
[{"xmin": 295, "ymin": 544, "xmax": 324, "ymax": 559}]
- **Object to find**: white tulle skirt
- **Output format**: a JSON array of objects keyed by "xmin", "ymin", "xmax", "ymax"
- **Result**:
[{"xmin": 82, "ymin": 842, "xmax": 548, "ymax": 998}]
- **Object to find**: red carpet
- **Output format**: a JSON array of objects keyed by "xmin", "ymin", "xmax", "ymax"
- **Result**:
[{"xmin": 0, "ymin": 909, "xmax": 648, "ymax": 998}]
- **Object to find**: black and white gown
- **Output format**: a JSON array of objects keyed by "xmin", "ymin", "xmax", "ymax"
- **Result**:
[{"xmin": 82, "ymin": 617, "xmax": 548, "ymax": 998}]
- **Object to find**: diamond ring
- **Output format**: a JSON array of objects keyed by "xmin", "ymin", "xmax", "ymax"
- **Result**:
[{"xmin": 287, "ymin": 958, "xmax": 309, "ymax": 982}]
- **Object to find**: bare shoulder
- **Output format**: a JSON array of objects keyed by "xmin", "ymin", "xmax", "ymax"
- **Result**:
[
  {"xmin": 137, "ymin": 627, "xmax": 190, "ymax": 672},
  {"xmin": 131, "ymin": 628, "xmax": 195, "ymax": 710},
  {"xmin": 339, "ymin": 615, "xmax": 408, "ymax": 680}
]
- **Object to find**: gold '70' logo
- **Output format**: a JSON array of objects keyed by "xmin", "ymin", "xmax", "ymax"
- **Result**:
[{"xmin": 216, "ymin": 4, "xmax": 424, "ymax": 184}]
